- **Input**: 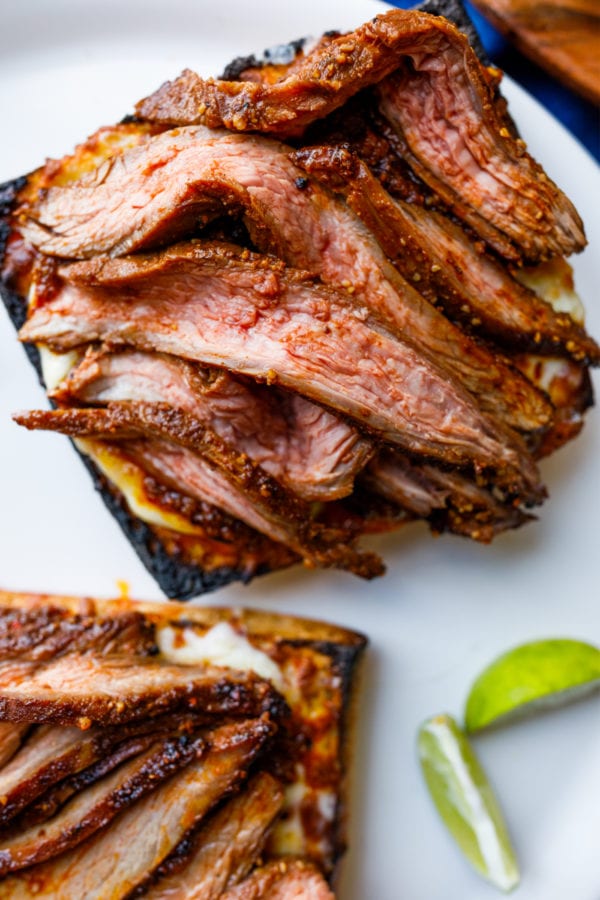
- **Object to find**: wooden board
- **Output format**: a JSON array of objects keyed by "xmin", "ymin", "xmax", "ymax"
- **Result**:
[{"xmin": 470, "ymin": 0, "xmax": 600, "ymax": 105}]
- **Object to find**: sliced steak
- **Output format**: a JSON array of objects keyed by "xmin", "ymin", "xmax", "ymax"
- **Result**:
[
  {"xmin": 13, "ymin": 732, "xmax": 159, "ymax": 830},
  {"xmin": 364, "ymin": 452, "xmax": 450, "ymax": 519},
  {"xmin": 366, "ymin": 451, "xmax": 530, "ymax": 542},
  {"xmin": 0, "ymin": 725, "xmax": 106, "ymax": 825},
  {"xmin": 51, "ymin": 347, "xmax": 372, "ymax": 502},
  {"xmin": 147, "ymin": 771, "xmax": 284, "ymax": 898},
  {"xmin": 219, "ymin": 859, "xmax": 335, "ymax": 900},
  {"xmin": 19, "ymin": 241, "xmax": 544, "ymax": 497},
  {"xmin": 21, "ymin": 126, "xmax": 551, "ymax": 434},
  {"xmin": 0, "ymin": 724, "xmax": 28, "ymax": 769},
  {"xmin": 13, "ymin": 404, "xmax": 383, "ymax": 579},
  {"xmin": 294, "ymin": 145, "xmax": 599, "ymax": 365},
  {"xmin": 0, "ymin": 713, "xmax": 204, "ymax": 826},
  {"xmin": 0, "ymin": 606, "xmax": 156, "ymax": 661},
  {"xmin": 0, "ymin": 719, "xmax": 274, "ymax": 899},
  {"xmin": 0, "ymin": 733, "xmax": 203, "ymax": 875},
  {"xmin": 0, "ymin": 649, "xmax": 286, "ymax": 727},
  {"xmin": 133, "ymin": 10, "xmax": 584, "ymax": 260}
]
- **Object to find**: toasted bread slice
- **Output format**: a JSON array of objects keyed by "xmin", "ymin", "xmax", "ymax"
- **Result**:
[{"xmin": 0, "ymin": 589, "xmax": 366, "ymax": 881}]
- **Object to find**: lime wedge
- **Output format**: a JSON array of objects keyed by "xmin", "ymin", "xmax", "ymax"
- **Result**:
[
  {"xmin": 418, "ymin": 714, "xmax": 519, "ymax": 892},
  {"xmin": 465, "ymin": 639, "xmax": 600, "ymax": 733}
]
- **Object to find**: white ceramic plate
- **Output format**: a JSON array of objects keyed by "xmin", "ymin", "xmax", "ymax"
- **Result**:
[{"xmin": 1, "ymin": 2, "xmax": 599, "ymax": 898}]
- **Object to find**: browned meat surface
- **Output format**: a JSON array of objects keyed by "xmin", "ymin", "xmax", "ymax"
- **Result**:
[
  {"xmin": 421, "ymin": 462, "xmax": 533, "ymax": 541},
  {"xmin": 147, "ymin": 771, "xmax": 284, "ymax": 899},
  {"xmin": 0, "ymin": 719, "xmax": 274, "ymax": 899},
  {"xmin": 21, "ymin": 124, "xmax": 552, "ymax": 436},
  {"xmin": 365, "ymin": 451, "xmax": 531, "ymax": 542},
  {"xmin": 134, "ymin": 10, "xmax": 584, "ymax": 261},
  {"xmin": 294, "ymin": 145, "xmax": 599, "ymax": 364},
  {"xmin": 13, "ymin": 404, "xmax": 382, "ymax": 579},
  {"xmin": 0, "ymin": 648, "xmax": 286, "ymax": 726},
  {"xmin": 0, "ymin": 606, "xmax": 156, "ymax": 660},
  {"xmin": 52, "ymin": 347, "xmax": 372, "ymax": 502},
  {"xmin": 0, "ymin": 724, "xmax": 27, "ymax": 769},
  {"xmin": 376, "ymin": 65, "xmax": 584, "ymax": 263},
  {"xmin": 0, "ymin": 725, "xmax": 109, "ymax": 826},
  {"xmin": 19, "ymin": 242, "xmax": 544, "ymax": 497},
  {"xmin": 21, "ymin": 125, "xmax": 550, "ymax": 436},
  {"xmin": 365, "ymin": 452, "xmax": 450, "ymax": 519},
  {"xmin": 0, "ymin": 733, "xmax": 202, "ymax": 875},
  {"xmin": 0, "ymin": 713, "xmax": 204, "ymax": 827},
  {"xmin": 13, "ymin": 732, "xmax": 159, "ymax": 830},
  {"xmin": 219, "ymin": 859, "xmax": 335, "ymax": 899}
]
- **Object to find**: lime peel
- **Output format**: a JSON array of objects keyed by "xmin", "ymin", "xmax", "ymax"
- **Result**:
[
  {"xmin": 418, "ymin": 714, "xmax": 519, "ymax": 893},
  {"xmin": 465, "ymin": 639, "xmax": 600, "ymax": 733}
]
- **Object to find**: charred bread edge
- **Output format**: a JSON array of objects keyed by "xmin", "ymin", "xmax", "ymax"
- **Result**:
[
  {"xmin": 0, "ymin": 589, "xmax": 368, "ymax": 875},
  {"xmin": 0, "ymin": 0, "xmax": 493, "ymax": 600},
  {"xmin": 0, "ymin": 179, "xmax": 273, "ymax": 600}
]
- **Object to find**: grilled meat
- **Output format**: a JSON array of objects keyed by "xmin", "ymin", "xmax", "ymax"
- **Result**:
[
  {"xmin": 0, "ymin": 606, "xmax": 156, "ymax": 660},
  {"xmin": 20, "ymin": 125, "xmax": 552, "ymax": 433},
  {"xmin": 0, "ymin": 713, "xmax": 204, "ymax": 827},
  {"xmin": 0, "ymin": 719, "xmax": 274, "ymax": 899},
  {"xmin": 2, "ymin": 3, "xmax": 595, "ymax": 595},
  {"xmin": 0, "ymin": 734, "xmax": 203, "ymax": 875},
  {"xmin": 0, "ymin": 590, "xmax": 367, "ymax": 882},
  {"xmin": 0, "ymin": 645, "xmax": 286, "ymax": 726},
  {"xmin": 294, "ymin": 144, "xmax": 599, "ymax": 365},
  {"xmin": 13, "ymin": 732, "xmax": 168, "ymax": 830},
  {"xmin": 134, "ymin": 9, "xmax": 584, "ymax": 261},
  {"xmin": 146, "ymin": 771, "xmax": 284, "ymax": 898},
  {"xmin": 51, "ymin": 348, "xmax": 372, "ymax": 502},
  {"xmin": 219, "ymin": 859, "xmax": 335, "ymax": 899},
  {"xmin": 19, "ymin": 242, "xmax": 544, "ymax": 497},
  {"xmin": 0, "ymin": 725, "xmax": 27, "ymax": 769},
  {"xmin": 365, "ymin": 452, "xmax": 531, "ymax": 543}
]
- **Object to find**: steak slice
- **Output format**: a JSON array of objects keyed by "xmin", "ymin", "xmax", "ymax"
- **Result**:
[
  {"xmin": 0, "ymin": 650, "xmax": 286, "ymax": 727},
  {"xmin": 51, "ymin": 347, "xmax": 372, "ymax": 502},
  {"xmin": 294, "ymin": 145, "xmax": 599, "ymax": 365},
  {"xmin": 0, "ymin": 713, "xmax": 204, "ymax": 826},
  {"xmin": 133, "ymin": 9, "xmax": 584, "ymax": 261},
  {"xmin": 366, "ymin": 452, "xmax": 530, "ymax": 542},
  {"xmin": 219, "ymin": 859, "xmax": 335, "ymax": 900},
  {"xmin": 19, "ymin": 242, "xmax": 544, "ymax": 497},
  {"xmin": 0, "ymin": 719, "xmax": 274, "ymax": 899},
  {"xmin": 0, "ymin": 724, "xmax": 28, "ymax": 769},
  {"xmin": 146, "ymin": 771, "xmax": 284, "ymax": 899},
  {"xmin": 13, "ymin": 732, "xmax": 159, "ymax": 830},
  {"xmin": 13, "ymin": 404, "xmax": 383, "ymax": 579},
  {"xmin": 21, "ymin": 126, "xmax": 551, "ymax": 434},
  {"xmin": 0, "ymin": 733, "xmax": 203, "ymax": 875},
  {"xmin": 0, "ymin": 606, "xmax": 156, "ymax": 661}
]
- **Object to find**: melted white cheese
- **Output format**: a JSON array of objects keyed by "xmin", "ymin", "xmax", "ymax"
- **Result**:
[
  {"xmin": 76, "ymin": 439, "xmax": 206, "ymax": 537},
  {"xmin": 515, "ymin": 259, "xmax": 584, "ymax": 323},
  {"xmin": 157, "ymin": 622, "xmax": 284, "ymax": 691},
  {"xmin": 270, "ymin": 765, "xmax": 336, "ymax": 858},
  {"xmin": 39, "ymin": 347, "xmax": 81, "ymax": 392}
]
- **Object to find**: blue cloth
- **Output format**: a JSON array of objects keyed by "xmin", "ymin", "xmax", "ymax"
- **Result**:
[{"xmin": 388, "ymin": 0, "xmax": 600, "ymax": 161}]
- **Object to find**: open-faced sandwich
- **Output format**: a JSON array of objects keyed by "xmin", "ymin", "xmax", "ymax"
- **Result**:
[
  {"xmin": 0, "ymin": 588, "xmax": 366, "ymax": 896},
  {"xmin": 1, "ymin": 1, "xmax": 597, "ymax": 599}
]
